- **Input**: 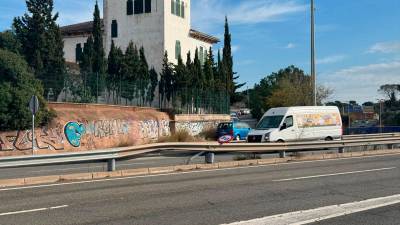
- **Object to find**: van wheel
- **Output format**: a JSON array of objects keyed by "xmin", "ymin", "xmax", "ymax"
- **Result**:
[
  {"xmin": 235, "ymin": 135, "xmax": 241, "ymax": 141},
  {"xmin": 277, "ymin": 139, "xmax": 285, "ymax": 143},
  {"xmin": 325, "ymin": 137, "xmax": 333, "ymax": 141}
]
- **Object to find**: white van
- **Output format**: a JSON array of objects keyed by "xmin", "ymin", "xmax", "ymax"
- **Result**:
[{"xmin": 247, "ymin": 106, "xmax": 342, "ymax": 143}]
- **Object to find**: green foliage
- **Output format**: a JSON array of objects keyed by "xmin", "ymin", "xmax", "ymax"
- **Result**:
[
  {"xmin": 0, "ymin": 48, "xmax": 55, "ymax": 131},
  {"xmin": 13, "ymin": 0, "xmax": 66, "ymax": 99},
  {"xmin": 0, "ymin": 31, "xmax": 22, "ymax": 54},
  {"xmin": 221, "ymin": 16, "xmax": 245, "ymax": 103},
  {"xmin": 249, "ymin": 66, "xmax": 314, "ymax": 119}
]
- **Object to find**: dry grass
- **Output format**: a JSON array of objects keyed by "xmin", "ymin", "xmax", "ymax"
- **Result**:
[
  {"xmin": 158, "ymin": 130, "xmax": 198, "ymax": 143},
  {"xmin": 199, "ymin": 128, "xmax": 218, "ymax": 141}
]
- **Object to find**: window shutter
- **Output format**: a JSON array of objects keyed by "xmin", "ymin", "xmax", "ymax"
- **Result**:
[
  {"xmin": 127, "ymin": 0, "xmax": 133, "ymax": 15},
  {"xmin": 111, "ymin": 20, "xmax": 118, "ymax": 38},
  {"xmin": 175, "ymin": 41, "xmax": 181, "ymax": 60},
  {"xmin": 145, "ymin": 0, "xmax": 151, "ymax": 13},
  {"xmin": 176, "ymin": 0, "xmax": 181, "ymax": 17},
  {"xmin": 171, "ymin": 0, "xmax": 175, "ymax": 14},
  {"xmin": 134, "ymin": 0, "xmax": 144, "ymax": 14},
  {"xmin": 181, "ymin": 2, "xmax": 184, "ymax": 18},
  {"xmin": 75, "ymin": 43, "xmax": 83, "ymax": 62}
]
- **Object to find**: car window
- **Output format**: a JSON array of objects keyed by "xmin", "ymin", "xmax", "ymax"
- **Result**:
[
  {"xmin": 218, "ymin": 123, "xmax": 232, "ymax": 129},
  {"xmin": 284, "ymin": 116, "xmax": 293, "ymax": 128},
  {"xmin": 257, "ymin": 116, "xmax": 284, "ymax": 129}
]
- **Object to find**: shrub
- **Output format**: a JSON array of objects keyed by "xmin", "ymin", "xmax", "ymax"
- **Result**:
[{"xmin": 0, "ymin": 48, "xmax": 55, "ymax": 131}]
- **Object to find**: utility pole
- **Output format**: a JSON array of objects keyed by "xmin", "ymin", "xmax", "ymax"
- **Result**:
[{"xmin": 311, "ymin": 0, "xmax": 317, "ymax": 106}]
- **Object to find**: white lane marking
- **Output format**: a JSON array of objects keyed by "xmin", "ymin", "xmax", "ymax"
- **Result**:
[
  {"xmin": 1, "ymin": 152, "xmax": 400, "ymax": 192},
  {"xmin": 273, "ymin": 167, "xmax": 397, "ymax": 182},
  {"xmin": 221, "ymin": 194, "xmax": 400, "ymax": 225},
  {"xmin": 0, "ymin": 205, "xmax": 68, "ymax": 217}
]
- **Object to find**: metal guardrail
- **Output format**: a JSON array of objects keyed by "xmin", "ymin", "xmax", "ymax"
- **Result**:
[{"xmin": 0, "ymin": 134, "xmax": 399, "ymax": 171}]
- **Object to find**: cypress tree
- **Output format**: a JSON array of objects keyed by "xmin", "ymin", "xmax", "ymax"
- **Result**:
[
  {"xmin": 107, "ymin": 41, "xmax": 123, "ymax": 104},
  {"xmin": 13, "ymin": 0, "xmax": 66, "ymax": 100},
  {"xmin": 91, "ymin": 1, "xmax": 106, "ymax": 101},
  {"xmin": 122, "ymin": 42, "xmax": 139, "ymax": 104},
  {"xmin": 147, "ymin": 67, "xmax": 158, "ymax": 106},
  {"xmin": 222, "ymin": 16, "xmax": 245, "ymax": 104},
  {"xmin": 139, "ymin": 47, "xmax": 150, "ymax": 105},
  {"xmin": 160, "ymin": 51, "xmax": 174, "ymax": 107}
]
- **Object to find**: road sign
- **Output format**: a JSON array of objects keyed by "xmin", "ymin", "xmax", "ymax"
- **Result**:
[
  {"xmin": 218, "ymin": 135, "xmax": 233, "ymax": 144},
  {"xmin": 29, "ymin": 95, "xmax": 39, "ymax": 115}
]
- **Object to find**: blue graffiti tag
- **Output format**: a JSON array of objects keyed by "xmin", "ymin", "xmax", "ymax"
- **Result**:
[{"xmin": 64, "ymin": 122, "xmax": 86, "ymax": 147}]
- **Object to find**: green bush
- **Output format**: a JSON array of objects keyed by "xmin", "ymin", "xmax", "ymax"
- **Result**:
[{"xmin": 0, "ymin": 48, "xmax": 55, "ymax": 131}]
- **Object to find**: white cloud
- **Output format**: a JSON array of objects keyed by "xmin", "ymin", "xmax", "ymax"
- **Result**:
[
  {"xmin": 285, "ymin": 43, "xmax": 296, "ymax": 49},
  {"xmin": 192, "ymin": 0, "xmax": 307, "ymax": 32},
  {"xmin": 320, "ymin": 61, "xmax": 400, "ymax": 103},
  {"xmin": 367, "ymin": 41, "xmax": 400, "ymax": 54},
  {"xmin": 232, "ymin": 45, "xmax": 240, "ymax": 53},
  {"xmin": 317, "ymin": 55, "xmax": 347, "ymax": 65},
  {"xmin": 55, "ymin": 0, "xmax": 103, "ymax": 26}
]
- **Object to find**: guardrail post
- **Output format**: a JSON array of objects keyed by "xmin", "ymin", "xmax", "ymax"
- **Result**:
[
  {"xmin": 388, "ymin": 144, "xmax": 394, "ymax": 150},
  {"xmin": 279, "ymin": 151, "xmax": 286, "ymax": 158},
  {"xmin": 107, "ymin": 158, "xmax": 116, "ymax": 172},
  {"xmin": 338, "ymin": 147, "xmax": 345, "ymax": 154},
  {"xmin": 205, "ymin": 152, "xmax": 215, "ymax": 164}
]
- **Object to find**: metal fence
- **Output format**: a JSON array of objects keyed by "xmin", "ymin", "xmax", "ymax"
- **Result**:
[
  {"xmin": 345, "ymin": 126, "xmax": 400, "ymax": 135},
  {"xmin": 42, "ymin": 73, "xmax": 230, "ymax": 114}
]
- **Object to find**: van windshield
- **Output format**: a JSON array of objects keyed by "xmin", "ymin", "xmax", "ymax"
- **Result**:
[{"xmin": 257, "ymin": 116, "xmax": 284, "ymax": 129}]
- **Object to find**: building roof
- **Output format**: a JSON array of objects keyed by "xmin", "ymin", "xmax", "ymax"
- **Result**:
[
  {"xmin": 61, "ymin": 20, "xmax": 104, "ymax": 36},
  {"xmin": 61, "ymin": 21, "xmax": 219, "ymax": 44},
  {"xmin": 189, "ymin": 29, "xmax": 220, "ymax": 44}
]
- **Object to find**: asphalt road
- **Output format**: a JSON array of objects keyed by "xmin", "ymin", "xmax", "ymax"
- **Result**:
[{"xmin": 0, "ymin": 153, "xmax": 400, "ymax": 224}]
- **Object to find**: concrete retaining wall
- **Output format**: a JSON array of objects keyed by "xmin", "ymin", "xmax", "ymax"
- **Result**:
[
  {"xmin": 0, "ymin": 103, "xmax": 229, "ymax": 156},
  {"xmin": 173, "ymin": 114, "xmax": 230, "ymax": 136}
]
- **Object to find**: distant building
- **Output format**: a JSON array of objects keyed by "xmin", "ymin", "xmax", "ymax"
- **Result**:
[{"xmin": 61, "ymin": 0, "xmax": 219, "ymax": 72}]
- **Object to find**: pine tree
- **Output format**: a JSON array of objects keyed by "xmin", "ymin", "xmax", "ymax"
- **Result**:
[{"xmin": 13, "ymin": 0, "xmax": 66, "ymax": 100}]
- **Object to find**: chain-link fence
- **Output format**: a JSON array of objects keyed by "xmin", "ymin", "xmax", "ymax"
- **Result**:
[{"xmin": 42, "ymin": 73, "xmax": 230, "ymax": 114}]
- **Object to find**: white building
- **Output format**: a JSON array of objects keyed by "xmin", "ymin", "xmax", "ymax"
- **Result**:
[{"xmin": 61, "ymin": 0, "xmax": 219, "ymax": 72}]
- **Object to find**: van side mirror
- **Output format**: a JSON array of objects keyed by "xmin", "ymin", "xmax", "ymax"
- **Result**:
[{"xmin": 280, "ymin": 123, "xmax": 287, "ymax": 130}]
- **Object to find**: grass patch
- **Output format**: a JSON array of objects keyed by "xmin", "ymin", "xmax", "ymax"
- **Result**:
[{"xmin": 199, "ymin": 128, "xmax": 217, "ymax": 141}]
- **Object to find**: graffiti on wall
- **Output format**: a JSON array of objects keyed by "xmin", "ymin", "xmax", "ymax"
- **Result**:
[
  {"xmin": 0, "ymin": 119, "xmax": 170, "ymax": 151},
  {"xmin": 139, "ymin": 120, "xmax": 170, "ymax": 139},
  {"xmin": 0, "ymin": 124, "xmax": 64, "ymax": 151},
  {"xmin": 64, "ymin": 122, "xmax": 86, "ymax": 147},
  {"xmin": 176, "ymin": 121, "xmax": 221, "ymax": 136}
]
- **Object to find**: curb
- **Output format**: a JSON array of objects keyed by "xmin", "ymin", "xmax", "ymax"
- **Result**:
[{"xmin": 1, "ymin": 149, "xmax": 400, "ymax": 188}]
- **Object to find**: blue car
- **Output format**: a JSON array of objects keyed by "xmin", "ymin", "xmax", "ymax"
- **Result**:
[{"xmin": 217, "ymin": 122, "xmax": 251, "ymax": 141}]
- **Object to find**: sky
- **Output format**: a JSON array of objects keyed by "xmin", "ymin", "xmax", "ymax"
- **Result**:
[{"xmin": 1, "ymin": 0, "xmax": 399, "ymax": 104}]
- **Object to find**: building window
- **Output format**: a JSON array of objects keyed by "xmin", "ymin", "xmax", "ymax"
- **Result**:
[
  {"xmin": 75, "ymin": 43, "xmax": 83, "ymax": 63},
  {"xmin": 171, "ymin": 0, "xmax": 184, "ymax": 17},
  {"xmin": 145, "ymin": 0, "xmax": 151, "ymax": 13},
  {"xmin": 134, "ymin": 0, "xmax": 144, "ymax": 14},
  {"xmin": 111, "ymin": 20, "xmax": 118, "ymax": 38},
  {"xmin": 127, "ymin": 0, "xmax": 133, "ymax": 15},
  {"xmin": 175, "ymin": 40, "xmax": 181, "ymax": 60}
]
